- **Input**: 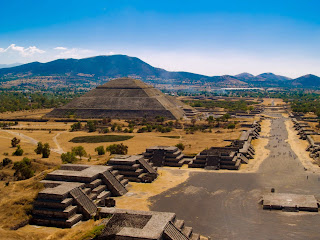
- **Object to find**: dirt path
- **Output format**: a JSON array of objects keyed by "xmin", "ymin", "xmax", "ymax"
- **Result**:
[
  {"xmin": 150, "ymin": 113, "xmax": 320, "ymax": 239},
  {"xmin": 52, "ymin": 131, "xmax": 66, "ymax": 154},
  {"xmin": 0, "ymin": 129, "xmax": 64, "ymax": 155}
]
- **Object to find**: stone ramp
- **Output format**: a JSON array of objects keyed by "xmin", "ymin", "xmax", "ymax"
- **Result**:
[
  {"xmin": 164, "ymin": 222, "xmax": 190, "ymax": 240},
  {"xmin": 70, "ymin": 188, "xmax": 97, "ymax": 219},
  {"xmin": 138, "ymin": 158, "xmax": 157, "ymax": 174},
  {"xmin": 100, "ymin": 171, "xmax": 127, "ymax": 196}
]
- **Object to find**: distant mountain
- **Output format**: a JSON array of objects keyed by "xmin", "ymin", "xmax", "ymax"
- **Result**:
[
  {"xmin": 0, "ymin": 55, "xmax": 318, "ymax": 88},
  {"xmin": 254, "ymin": 73, "xmax": 291, "ymax": 82},
  {"xmin": 292, "ymin": 74, "xmax": 320, "ymax": 87},
  {"xmin": 234, "ymin": 72, "xmax": 255, "ymax": 81},
  {"xmin": 234, "ymin": 72, "xmax": 291, "ymax": 83},
  {"xmin": 0, "ymin": 55, "xmax": 208, "ymax": 81},
  {"xmin": 0, "ymin": 54, "xmax": 248, "ymax": 86},
  {"xmin": 0, "ymin": 63, "xmax": 23, "ymax": 69},
  {"xmin": 211, "ymin": 75, "xmax": 248, "ymax": 86}
]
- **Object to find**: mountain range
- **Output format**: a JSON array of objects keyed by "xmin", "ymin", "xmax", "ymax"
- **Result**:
[{"xmin": 0, "ymin": 55, "xmax": 320, "ymax": 88}]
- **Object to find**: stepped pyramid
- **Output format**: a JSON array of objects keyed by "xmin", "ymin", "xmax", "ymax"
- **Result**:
[{"xmin": 46, "ymin": 78, "xmax": 186, "ymax": 120}]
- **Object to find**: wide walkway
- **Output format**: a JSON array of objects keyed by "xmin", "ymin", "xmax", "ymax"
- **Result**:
[{"xmin": 150, "ymin": 114, "xmax": 320, "ymax": 239}]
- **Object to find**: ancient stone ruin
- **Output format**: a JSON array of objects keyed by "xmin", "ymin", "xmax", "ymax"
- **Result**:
[
  {"xmin": 143, "ymin": 146, "xmax": 185, "ymax": 167},
  {"xmin": 32, "ymin": 164, "xmax": 128, "ymax": 227},
  {"xmin": 291, "ymin": 117, "xmax": 320, "ymax": 162},
  {"xmin": 189, "ymin": 121, "xmax": 260, "ymax": 170},
  {"xmin": 46, "ymin": 77, "xmax": 189, "ymax": 120},
  {"xmin": 107, "ymin": 154, "xmax": 158, "ymax": 183},
  {"xmin": 261, "ymin": 193, "xmax": 318, "ymax": 212},
  {"xmin": 97, "ymin": 208, "xmax": 204, "ymax": 240},
  {"xmin": 30, "ymin": 164, "xmax": 207, "ymax": 238}
]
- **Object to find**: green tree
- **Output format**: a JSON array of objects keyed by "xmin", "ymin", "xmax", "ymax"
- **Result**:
[
  {"xmin": 11, "ymin": 137, "xmax": 20, "ymax": 147},
  {"xmin": 34, "ymin": 142, "xmax": 43, "ymax": 154},
  {"xmin": 86, "ymin": 120, "xmax": 97, "ymax": 132},
  {"xmin": 227, "ymin": 122, "xmax": 236, "ymax": 130},
  {"xmin": 95, "ymin": 146, "xmax": 106, "ymax": 155},
  {"xmin": 61, "ymin": 152, "xmax": 77, "ymax": 164},
  {"xmin": 70, "ymin": 121, "xmax": 82, "ymax": 131},
  {"xmin": 13, "ymin": 157, "xmax": 34, "ymax": 180},
  {"xmin": 2, "ymin": 158, "xmax": 12, "ymax": 167},
  {"xmin": 72, "ymin": 146, "xmax": 87, "ymax": 159},
  {"xmin": 12, "ymin": 145, "xmax": 23, "ymax": 156},
  {"xmin": 106, "ymin": 143, "xmax": 128, "ymax": 155},
  {"xmin": 175, "ymin": 143, "xmax": 185, "ymax": 151},
  {"xmin": 42, "ymin": 143, "xmax": 51, "ymax": 158}
]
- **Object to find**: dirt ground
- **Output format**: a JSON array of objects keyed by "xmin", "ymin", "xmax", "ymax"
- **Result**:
[{"xmin": 262, "ymin": 98, "xmax": 285, "ymax": 106}]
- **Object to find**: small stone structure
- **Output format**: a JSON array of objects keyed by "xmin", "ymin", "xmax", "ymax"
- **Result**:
[
  {"xmin": 143, "ymin": 146, "xmax": 185, "ymax": 167},
  {"xmin": 189, "ymin": 120, "xmax": 260, "ymax": 170},
  {"xmin": 107, "ymin": 155, "xmax": 158, "ymax": 183},
  {"xmin": 97, "ymin": 208, "xmax": 206, "ymax": 240},
  {"xmin": 32, "ymin": 164, "xmax": 128, "ymax": 227},
  {"xmin": 261, "ymin": 193, "xmax": 319, "ymax": 212}
]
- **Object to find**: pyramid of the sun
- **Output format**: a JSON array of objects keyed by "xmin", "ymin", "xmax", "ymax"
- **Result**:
[{"xmin": 46, "ymin": 78, "xmax": 186, "ymax": 119}]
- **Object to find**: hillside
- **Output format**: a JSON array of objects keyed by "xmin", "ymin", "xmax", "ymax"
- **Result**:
[
  {"xmin": 0, "ymin": 55, "xmax": 208, "ymax": 81},
  {"xmin": 291, "ymin": 74, "xmax": 320, "ymax": 87}
]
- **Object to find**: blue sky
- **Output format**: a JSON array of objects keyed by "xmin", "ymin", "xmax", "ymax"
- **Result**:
[{"xmin": 1, "ymin": 0, "xmax": 320, "ymax": 77}]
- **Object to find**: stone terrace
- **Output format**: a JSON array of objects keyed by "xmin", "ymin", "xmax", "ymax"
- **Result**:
[
  {"xmin": 32, "ymin": 164, "xmax": 128, "ymax": 228},
  {"xmin": 189, "ymin": 120, "xmax": 261, "ymax": 170},
  {"xmin": 108, "ymin": 155, "xmax": 158, "ymax": 183},
  {"xmin": 97, "ymin": 208, "xmax": 204, "ymax": 240},
  {"xmin": 143, "ymin": 146, "xmax": 185, "ymax": 167}
]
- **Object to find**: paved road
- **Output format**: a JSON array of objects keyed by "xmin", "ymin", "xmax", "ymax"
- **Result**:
[{"xmin": 150, "ymin": 114, "xmax": 320, "ymax": 239}]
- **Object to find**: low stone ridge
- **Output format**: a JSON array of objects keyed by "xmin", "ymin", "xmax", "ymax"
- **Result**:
[
  {"xmin": 143, "ymin": 146, "xmax": 185, "ymax": 167},
  {"xmin": 261, "ymin": 193, "xmax": 319, "ymax": 212},
  {"xmin": 31, "ymin": 164, "xmax": 128, "ymax": 227},
  {"xmin": 108, "ymin": 155, "xmax": 158, "ymax": 183},
  {"xmin": 97, "ymin": 208, "xmax": 205, "ymax": 240},
  {"xmin": 45, "ymin": 77, "xmax": 187, "ymax": 120},
  {"xmin": 189, "ymin": 120, "xmax": 261, "ymax": 170}
]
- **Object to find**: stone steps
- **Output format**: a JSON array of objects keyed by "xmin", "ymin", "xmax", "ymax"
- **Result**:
[
  {"xmin": 100, "ymin": 171, "xmax": 127, "ymax": 196},
  {"xmin": 70, "ymin": 188, "xmax": 97, "ymax": 219},
  {"xmin": 182, "ymin": 226, "xmax": 192, "ymax": 237}
]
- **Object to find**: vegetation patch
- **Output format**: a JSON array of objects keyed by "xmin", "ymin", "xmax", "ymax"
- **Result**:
[
  {"xmin": 69, "ymin": 135, "xmax": 133, "ymax": 143},
  {"xmin": 159, "ymin": 135, "xmax": 180, "ymax": 139}
]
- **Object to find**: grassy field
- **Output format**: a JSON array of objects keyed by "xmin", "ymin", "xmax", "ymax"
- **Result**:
[{"xmin": 69, "ymin": 135, "xmax": 134, "ymax": 143}]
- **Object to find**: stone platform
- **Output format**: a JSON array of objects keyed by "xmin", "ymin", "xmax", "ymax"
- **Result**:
[
  {"xmin": 189, "ymin": 120, "xmax": 261, "ymax": 170},
  {"xmin": 97, "ymin": 208, "xmax": 205, "ymax": 240},
  {"xmin": 32, "ymin": 164, "xmax": 129, "ymax": 228},
  {"xmin": 144, "ymin": 146, "xmax": 186, "ymax": 167},
  {"xmin": 108, "ymin": 155, "xmax": 158, "ymax": 182},
  {"xmin": 262, "ymin": 193, "xmax": 319, "ymax": 212}
]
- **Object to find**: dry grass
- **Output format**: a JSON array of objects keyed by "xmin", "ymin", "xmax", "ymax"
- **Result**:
[
  {"xmin": 262, "ymin": 98, "xmax": 285, "ymax": 106},
  {"xmin": 0, "ymin": 109, "xmax": 52, "ymax": 119}
]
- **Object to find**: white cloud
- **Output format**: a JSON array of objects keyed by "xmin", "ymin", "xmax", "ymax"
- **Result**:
[
  {"xmin": 0, "ymin": 44, "xmax": 45, "ymax": 57},
  {"xmin": 54, "ymin": 47, "xmax": 67, "ymax": 50},
  {"xmin": 54, "ymin": 48, "xmax": 93, "ymax": 59}
]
